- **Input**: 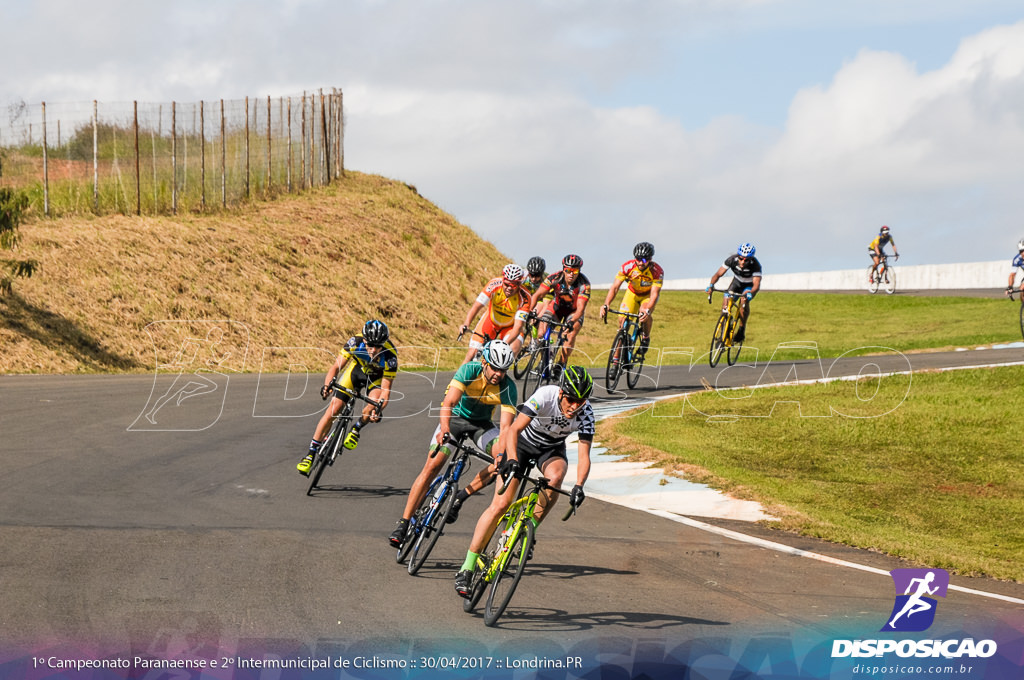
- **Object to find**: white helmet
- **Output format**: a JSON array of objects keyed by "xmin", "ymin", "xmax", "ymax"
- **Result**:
[
  {"xmin": 481, "ymin": 340, "xmax": 515, "ymax": 370},
  {"xmin": 1018, "ymin": 237, "xmax": 1024, "ymax": 251},
  {"xmin": 502, "ymin": 263, "xmax": 524, "ymax": 283}
]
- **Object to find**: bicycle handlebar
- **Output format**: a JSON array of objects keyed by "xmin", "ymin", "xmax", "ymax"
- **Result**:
[
  {"xmin": 430, "ymin": 432, "xmax": 495, "ymax": 464},
  {"xmin": 497, "ymin": 471, "xmax": 579, "ymax": 521},
  {"xmin": 327, "ymin": 379, "xmax": 384, "ymax": 411},
  {"xmin": 603, "ymin": 308, "xmax": 643, "ymax": 324}
]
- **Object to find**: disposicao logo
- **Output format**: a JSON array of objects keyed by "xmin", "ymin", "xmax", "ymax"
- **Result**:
[
  {"xmin": 831, "ymin": 568, "xmax": 998, "ymax": 659},
  {"xmin": 882, "ymin": 568, "xmax": 948, "ymax": 632}
]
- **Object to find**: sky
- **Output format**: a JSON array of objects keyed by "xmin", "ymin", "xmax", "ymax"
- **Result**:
[{"xmin": 2, "ymin": 0, "xmax": 1024, "ymax": 281}]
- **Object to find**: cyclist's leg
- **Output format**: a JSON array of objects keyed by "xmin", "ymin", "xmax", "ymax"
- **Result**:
[
  {"xmin": 619, "ymin": 289, "xmax": 641, "ymax": 324},
  {"xmin": 455, "ymin": 461, "xmax": 520, "ymax": 595},
  {"xmin": 533, "ymin": 447, "xmax": 568, "ymax": 522},
  {"xmin": 869, "ymin": 249, "xmax": 880, "ymax": 279},
  {"xmin": 463, "ymin": 317, "xmax": 494, "ymax": 364}
]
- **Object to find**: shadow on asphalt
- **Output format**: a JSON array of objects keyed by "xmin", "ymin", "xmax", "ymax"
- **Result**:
[
  {"xmin": 306, "ymin": 484, "xmax": 408, "ymax": 498},
  {"xmin": 469, "ymin": 606, "xmax": 728, "ymax": 632}
]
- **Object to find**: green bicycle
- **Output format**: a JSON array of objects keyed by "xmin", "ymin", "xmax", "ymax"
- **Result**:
[{"xmin": 461, "ymin": 471, "xmax": 578, "ymax": 627}]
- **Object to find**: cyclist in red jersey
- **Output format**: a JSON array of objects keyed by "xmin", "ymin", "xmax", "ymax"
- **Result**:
[
  {"xmin": 460, "ymin": 264, "xmax": 531, "ymax": 365},
  {"xmin": 529, "ymin": 254, "xmax": 592, "ymax": 367}
]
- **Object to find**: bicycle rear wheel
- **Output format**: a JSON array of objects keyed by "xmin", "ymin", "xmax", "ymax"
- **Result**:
[
  {"xmin": 866, "ymin": 266, "xmax": 879, "ymax": 294},
  {"xmin": 1019, "ymin": 300, "xmax": 1023, "ymax": 341},
  {"xmin": 512, "ymin": 344, "xmax": 532, "ymax": 379},
  {"xmin": 883, "ymin": 266, "xmax": 896, "ymax": 294},
  {"xmin": 709, "ymin": 315, "xmax": 727, "ymax": 367},
  {"xmin": 483, "ymin": 520, "xmax": 533, "ymax": 627},
  {"xmin": 605, "ymin": 331, "xmax": 626, "ymax": 391},
  {"xmin": 407, "ymin": 483, "xmax": 455, "ymax": 575},
  {"xmin": 727, "ymin": 325, "xmax": 743, "ymax": 366}
]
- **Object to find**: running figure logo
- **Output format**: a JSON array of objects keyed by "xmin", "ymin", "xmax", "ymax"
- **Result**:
[{"xmin": 881, "ymin": 568, "xmax": 949, "ymax": 632}]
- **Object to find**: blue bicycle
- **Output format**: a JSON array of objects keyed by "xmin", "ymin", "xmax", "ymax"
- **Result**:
[
  {"xmin": 396, "ymin": 432, "xmax": 494, "ymax": 575},
  {"xmin": 520, "ymin": 316, "xmax": 575, "ymax": 398},
  {"xmin": 604, "ymin": 309, "xmax": 645, "ymax": 391}
]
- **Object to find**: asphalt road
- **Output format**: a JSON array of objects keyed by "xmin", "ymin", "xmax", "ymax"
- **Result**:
[{"xmin": 2, "ymin": 337, "xmax": 1022, "ymax": 666}]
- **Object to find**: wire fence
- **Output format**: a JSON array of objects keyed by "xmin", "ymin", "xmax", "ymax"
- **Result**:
[{"xmin": 0, "ymin": 88, "xmax": 343, "ymax": 217}]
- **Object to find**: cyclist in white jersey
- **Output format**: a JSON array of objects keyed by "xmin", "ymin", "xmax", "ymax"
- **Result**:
[
  {"xmin": 454, "ymin": 366, "xmax": 594, "ymax": 598},
  {"xmin": 1006, "ymin": 237, "xmax": 1024, "ymax": 297}
]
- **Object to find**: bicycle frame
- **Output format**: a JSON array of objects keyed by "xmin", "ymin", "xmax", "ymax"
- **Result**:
[
  {"xmin": 604, "ymin": 308, "xmax": 645, "ymax": 391},
  {"xmin": 402, "ymin": 432, "xmax": 494, "ymax": 573},
  {"xmin": 521, "ymin": 317, "xmax": 574, "ymax": 396},
  {"xmin": 708, "ymin": 288, "xmax": 745, "ymax": 368}
]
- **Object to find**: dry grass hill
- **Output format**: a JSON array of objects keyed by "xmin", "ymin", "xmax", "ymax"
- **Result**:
[{"xmin": 0, "ymin": 172, "xmax": 510, "ymax": 374}]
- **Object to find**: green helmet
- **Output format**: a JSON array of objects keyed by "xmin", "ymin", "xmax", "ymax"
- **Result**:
[{"xmin": 560, "ymin": 365, "xmax": 593, "ymax": 400}]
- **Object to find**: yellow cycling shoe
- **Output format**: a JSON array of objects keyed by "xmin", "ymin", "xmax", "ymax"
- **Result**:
[
  {"xmin": 343, "ymin": 429, "xmax": 360, "ymax": 450},
  {"xmin": 297, "ymin": 453, "xmax": 314, "ymax": 476}
]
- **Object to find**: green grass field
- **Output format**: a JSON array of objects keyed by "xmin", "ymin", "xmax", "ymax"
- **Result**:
[{"xmin": 597, "ymin": 364, "xmax": 1024, "ymax": 582}]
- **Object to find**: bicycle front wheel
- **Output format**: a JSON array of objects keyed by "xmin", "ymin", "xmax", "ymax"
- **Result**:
[
  {"xmin": 521, "ymin": 346, "xmax": 546, "ymax": 398},
  {"xmin": 307, "ymin": 411, "xmax": 350, "ymax": 495},
  {"xmin": 883, "ymin": 266, "xmax": 896, "ymax": 294},
  {"xmin": 625, "ymin": 331, "xmax": 644, "ymax": 389},
  {"xmin": 605, "ymin": 331, "xmax": 626, "ymax": 391},
  {"xmin": 407, "ymin": 483, "xmax": 454, "ymax": 575},
  {"xmin": 709, "ymin": 315, "xmax": 727, "ymax": 367},
  {"xmin": 483, "ymin": 520, "xmax": 534, "ymax": 627},
  {"xmin": 1019, "ymin": 300, "xmax": 1023, "ymax": 341}
]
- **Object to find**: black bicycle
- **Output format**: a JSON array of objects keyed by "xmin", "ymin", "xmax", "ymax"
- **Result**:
[
  {"xmin": 519, "ymin": 316, "xmax": 575, "ymax": 398},
  {"xmin": 603, "ymin": 309, "xmax": 646, "ymax": 391},
  {"xmin": 305, "ymin": 380, "xmax": 383, "ymax": 496},
  {"xmin": 396, "ymin": 432, "xmax": 494, "ymax": 574}
]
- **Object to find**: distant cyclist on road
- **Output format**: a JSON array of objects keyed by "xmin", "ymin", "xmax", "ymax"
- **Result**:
[
  {"xmin": 460, "ymin": 264, "xmax": 532, "ymax": 365},
  {"xmin": 529, "ymin": 254, "xmax": 592, "ymax": 367},
  {"xmin": 1005, "ymin": 237, "xmax": 1024, "ymax": 297},
  {"xmin": 522, "ymin": 256, "xmax": 548, "ymax": 298},
  {"xmin": 599, "ymin": 242, "xmax": 663, "ymax": 360},
  {"xmin": 388, "ymin": 340, "xmax": 518, "ymax": 548},
  {"xmin": 297, "ymin": 320, "xmax": 397, "ymax": 476},
  {"xmin": 868, "ymin": 225, "xmax": 900, "ymax": 283},
  {"xmin": 706, "ymin": 243, "xmax": 762, "ymax": 344},
  {"xmin": 454, "ymin": 366, "xmax": 594, "ymax": 598}
]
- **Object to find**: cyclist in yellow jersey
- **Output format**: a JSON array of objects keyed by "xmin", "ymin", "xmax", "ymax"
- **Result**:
[
  {"xmin": 599, "ymin": 242, "xmax": 664, "ymax": 359},
  {"xmin": 297, "ymin": 320, "xmax": 397, "ymax": 475},
  {"xmin": 868, "ymin": 226, "xmax": 900, "ymax": 282}
]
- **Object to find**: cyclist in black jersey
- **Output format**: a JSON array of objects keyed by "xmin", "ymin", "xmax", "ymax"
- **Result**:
[{"xmin": 706, "ymin": 243, "xmax": 762, "ymax": 344}]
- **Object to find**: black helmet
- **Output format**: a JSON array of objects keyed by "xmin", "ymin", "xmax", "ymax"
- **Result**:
[
  {"xmin": 560, "ymin": 365, "xmax": 593, "ymax": 401},
  {"xmin": 634, "ymin": 241, "xmax": 654, "ymax": 260},
  {"xmin": 362, "ymin": 319, "xmax": 389, "ymax": 346},
  {"xmin": 526, "ymin": 256, "xmax": 546, "ymax": 276},
  {"xmin": 562, "ymin": 254, "xmax": 583, "ymax": 269}
]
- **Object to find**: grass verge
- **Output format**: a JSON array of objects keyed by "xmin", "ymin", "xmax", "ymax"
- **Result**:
[{"xmin": 596, "ymin": 365, "xmax": 1024, "ymax": 582}]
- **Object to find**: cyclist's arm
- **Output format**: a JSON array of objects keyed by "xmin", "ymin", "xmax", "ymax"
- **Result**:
[
  {"xmin": 530, "ymin": 283, "xmax": 551, "ymax": 310},
  {"xmin": 491, "ymin": 407, "xmax": 516, "ymax": 458},
  {"xmin": 601, "ymin": 277, "xmax": 625, "ymax": 309},
  {"xmin": 374, "ymin": 376, "xmax": 393, "ymax": 411},
  {"xmin": 570, "ymin": 292, "xmax": 590, "ymax": 327},
  {"xmin": 574, "ymin": 438, "xmax": 592, "ymax": 488},
  {"xmin": 462, "ymin": 300, "xmax": 485, "ymax": 332},
  {"xmin": 325, "ymin": 352, "xmax": 350, "ymax": 390},
  {"xmin": 436, "ymin": 384, "xmax": 464, "ymax": 443},
  {"xmin": 708, "ymin": 265, "xmax": 728, "ymax": 288},
  {"xmin": 504, "ymin": 411, "xmax": 533, "ymax": 464},
  {"xmin": 749, "ymin": 276, "xmax": 762, "ymax": 296}
]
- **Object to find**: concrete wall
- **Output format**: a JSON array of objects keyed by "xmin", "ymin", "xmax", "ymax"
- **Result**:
[{"xmin": 658, "ymin": 259, "xmax": 1011, "ymax": 291}]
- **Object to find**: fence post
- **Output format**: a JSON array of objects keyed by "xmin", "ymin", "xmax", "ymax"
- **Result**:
[
  {"xmin": 42, "ymin": 102, "xmax": 49, "ymax": 216},
  {"xmin": 266, "ymin": 95, "xmax": 272, "ymax": 194},
  {"xmin": 172, "ymin": 101, "xmax": 177, "ymax": 215},
  {"xmin": 301, "ymin": 93, "xmax": 307, "ymax": 190},
  {"xmin": 200, "ymin": 101, "xmax": 206, "ymax": 211},
  {"xmin": 245, "ymin": 96, "xmax": 250, "ymax": 199},
  {"xmin": 287, "ymin": 97, "xmax": 292, "ymax": 192},
  {"xmin": 92, "ymin": 100, "xmax": 99, "ymax": 212},
  {"xmin": 220, "ymin": 99, "xmax": 226, "ymax": 208},
  {"xmin": 133, "ymin": 101, "xmax": 141, "ymax": 216}
]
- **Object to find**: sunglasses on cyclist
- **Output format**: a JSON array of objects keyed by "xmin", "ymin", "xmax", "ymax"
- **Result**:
[
  {"xmin": 561, "ymin": 394, "xmax": 587, "ymax": 406},
  {"xmin": 563, "ymin": 267, "xmax": 580, "ymax": 275},
  {"xmin": 502, "ymin": 278, "xmax": 520, "ymax": 287}
]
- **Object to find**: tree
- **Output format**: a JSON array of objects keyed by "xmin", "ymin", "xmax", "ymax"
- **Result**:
[{"xmin": 1, "ymin": 187, "xmax": 39, "ymax": 294}]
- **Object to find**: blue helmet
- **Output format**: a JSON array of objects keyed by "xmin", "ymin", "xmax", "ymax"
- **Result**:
[{"xmin": 737, "ymin": 243, "xmax": 756, "ymax": 258}]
